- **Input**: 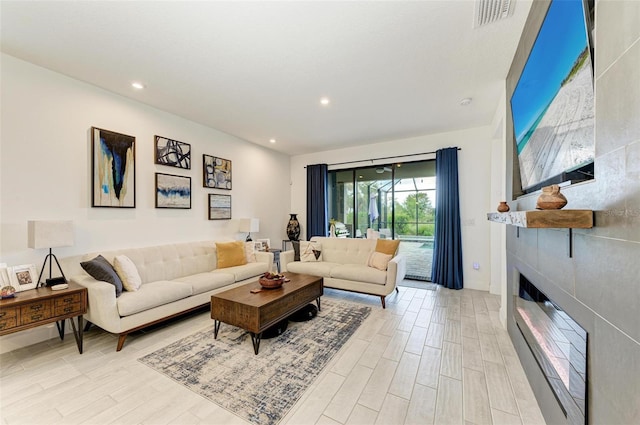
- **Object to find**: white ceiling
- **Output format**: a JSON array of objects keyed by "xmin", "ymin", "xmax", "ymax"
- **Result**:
[{"xmin": 0, "ymin": 0, "xmax": 532, "ymax": 156}]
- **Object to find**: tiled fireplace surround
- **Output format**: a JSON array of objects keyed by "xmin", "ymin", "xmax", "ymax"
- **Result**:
[{"xmin": 503, "ymin": 2, "xmax": 640, "ymax": 424}]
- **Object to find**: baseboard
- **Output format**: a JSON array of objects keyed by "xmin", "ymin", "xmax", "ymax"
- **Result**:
[{"xmin": 0, "ymin": 323, "xmax": 72, "ymax": 354}]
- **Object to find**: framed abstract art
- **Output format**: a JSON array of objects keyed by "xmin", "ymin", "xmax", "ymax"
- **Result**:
[
  {"xmin": 92, "ymin": 127, "xmax": 136, "ymax": 208},
  {"xmin": 155, "ymin": 136, "xmax": 191, "ymax": 169},
  {"xmin": 208, "ymin": 194, "xmax": 231, "ymax": 220},
  {"xmin": 155, "ymin": 173, "xmax": 191, "ymax": 209},
  {"xmin": 203, "ymin": 154, "xmax": 232, "ymax": 189}
]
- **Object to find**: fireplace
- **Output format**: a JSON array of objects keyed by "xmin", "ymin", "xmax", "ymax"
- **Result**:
[{"xmin": 513, "ymin": 274, "xmax": 587, "ymax": 425}]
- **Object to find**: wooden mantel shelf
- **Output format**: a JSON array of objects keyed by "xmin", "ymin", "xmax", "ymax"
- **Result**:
[{"xmin": 486, "ymin": 209, "xmax": 593, "ymax": 228}]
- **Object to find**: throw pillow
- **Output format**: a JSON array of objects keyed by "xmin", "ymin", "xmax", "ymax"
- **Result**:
[
  {"xmin": 80, "ymin": 255, "xmax": 124, "ymax": 297},
  {"xmin": 368, "ymin": 251, "xmax": 393, "ymax": 271},
  {"xmin": 216, "ymin": 241, "xmax": 248, "ymax": 268},
  {"xmin": 245, "ymin": 242, "xmax": 257, "ymax": 263},
  {"xmin": 375, "ymin": 239, "xmax": 400, "ymax": 256},
  {"xmin": 300, "ymin": 241, "xmax": 322, "ymax": 262},
  {"xmin": 292, "ymin": 241, "xmax": 301, "ymax": 261},
  {"xmin": 113, "ymin": 255, "xmax": 142, "ymax": 292}
]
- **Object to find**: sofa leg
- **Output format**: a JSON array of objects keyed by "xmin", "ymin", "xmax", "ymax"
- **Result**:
[
  {"xmin": 380, "ymin": 296, "xmax": 386, "ymax": 309},
  {"xmin": 395, "ymin": 287, "xmax": 399, "ymax": 293},
  {"xmin": 116, "ymin": 334, "xmax": 128, "ymax": 351}
]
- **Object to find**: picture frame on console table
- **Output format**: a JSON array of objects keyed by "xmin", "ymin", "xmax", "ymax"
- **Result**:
[
  {"xmin": 8, "ymin": 264, "xmax": 38, "ymax": 292},
  {"xmin": 155, "ymin": 173, "xmax": 191, "ymax": 209},
  {"xmin": 0, "ymin": 264, "xmax": 10, "ymax": 287},
  {"xmin": 155, "ymin": 136, "xmax": 191, "ymax": 169},
  {"xmin": 256, "ymin": 239, "xmax": 270, "ymax": 251},
  {"xmin": 208, "ymin": 194, "xmax": 231, "ymax": 220},
  {"xmin": 203, "ymin": 154, "xmax": 232, "ymax": 190},
  {"xmin": 91, "ymin": 127, "xmax": 136, "ymax": 208}
]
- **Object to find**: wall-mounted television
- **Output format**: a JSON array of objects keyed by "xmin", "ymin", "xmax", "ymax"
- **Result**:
[{"xmin": 510, "ymin": 0, "xmax": 595, "ymax": 194}]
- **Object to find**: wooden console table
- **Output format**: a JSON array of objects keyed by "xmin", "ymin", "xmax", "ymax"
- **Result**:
[{"xmin": 0, "ymin": 282, "xmax": 87, "ymax": 353}]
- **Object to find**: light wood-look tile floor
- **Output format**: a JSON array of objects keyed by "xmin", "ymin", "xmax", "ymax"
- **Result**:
[{"xmin": 0, "ymin": 283, "xmax": 546, "ymax": 425}]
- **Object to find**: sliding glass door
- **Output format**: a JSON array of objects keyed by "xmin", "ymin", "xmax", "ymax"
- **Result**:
[
  {"xmin": 393, "ymin": 161, "xmax": 436, "ymax": 281},
  {"xmin": 328, "ymin": 160, "xmax": 436, "ymax": 281}
]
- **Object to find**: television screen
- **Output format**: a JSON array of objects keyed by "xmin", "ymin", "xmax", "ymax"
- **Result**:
[{"xmin": 510, "ymin": 0, "xmax": 594, "ymax": 193}]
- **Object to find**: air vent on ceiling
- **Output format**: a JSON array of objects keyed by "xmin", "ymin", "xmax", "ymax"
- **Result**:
[{"xmin": 474, "ymin": 0, "xmax": 514, "ymax": 28}]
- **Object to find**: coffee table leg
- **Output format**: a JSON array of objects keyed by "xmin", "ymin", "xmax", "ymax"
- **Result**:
[
  {"xmin": 316, "ymin": 297, "xmax": 321, "ymax": 311},
  {"xmin": 250, "ymin": 332, "xmax": 262, "ymax": 355},
  {"xmin": 214, "ymin": 320, "xmax": 221, "ymax": 339}
]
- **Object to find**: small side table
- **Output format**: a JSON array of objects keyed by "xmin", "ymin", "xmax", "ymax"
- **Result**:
[
  {"xmin": 282, "ymin": 239, "xmax": 304, "ymax": 251},
  {"xmin": 0, "ymin": 282, "xmax": 87, "ymax": 354},
  {"xmin": 269, "ymin": 248, "xmax": 282, "ymax": 272},
  {"xmin": 282, "ymin": 239, "xmax": 293, "ymax": 251}
]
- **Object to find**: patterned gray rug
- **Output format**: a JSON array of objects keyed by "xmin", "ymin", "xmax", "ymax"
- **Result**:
[{"xmin": 139, "ymin": 299, "xmax": 371, "ymax": 425}]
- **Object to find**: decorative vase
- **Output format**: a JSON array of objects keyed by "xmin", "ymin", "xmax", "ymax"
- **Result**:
[
  {"xmin": 536, "ymin": 184, "xmax": 568, "ymax": 210},
  {"xmin": 497, "ymin": 201, "xmax": 510, "ymax": 213},
  {"xmin": 329, "ymin": 224, "xmax": 336, "ymax": 237},
  {"xmin": 286, "ymin": 213, "xmax": 301, "ymax": 241}
]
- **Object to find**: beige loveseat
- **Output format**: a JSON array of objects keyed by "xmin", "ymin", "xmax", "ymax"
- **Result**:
[
  {"xmin": 280, "ymin": 236, "xmax": 406, "ymax": 308},
  {"xmin": 69, "ymin": 241, "xmax": 272, "ymax": 351}
]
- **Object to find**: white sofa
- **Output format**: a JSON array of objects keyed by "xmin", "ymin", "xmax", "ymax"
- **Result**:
[
  {"xmin": 281, "ymin": 236, "xmax": 406, "ymax": 308},
  {"xmin": 69, "ymin": 241, "xmax": 273, "ymax": 351}
]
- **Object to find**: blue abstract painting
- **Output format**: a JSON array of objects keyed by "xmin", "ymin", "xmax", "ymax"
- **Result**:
[
  {"xmin": 156, "ymin": 173, "xmax": 191, "ymax": 209},
  {"xmin": 92, "ymin": 127, "xmax": 136, "ymax": 207}
]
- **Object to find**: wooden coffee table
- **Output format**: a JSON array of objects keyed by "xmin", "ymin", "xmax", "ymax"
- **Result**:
[{"xmin": 210, "ymin": 272, "xmax": 323, "ymax": 354}]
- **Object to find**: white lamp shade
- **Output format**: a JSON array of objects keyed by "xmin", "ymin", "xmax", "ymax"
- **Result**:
[
  {"xmin": 28, "ymin": 220, "xmax": 74, "ymax": 249},
  {"xmin": 239, "ymin": 218, "xmax": 259, "ymax": 233}
]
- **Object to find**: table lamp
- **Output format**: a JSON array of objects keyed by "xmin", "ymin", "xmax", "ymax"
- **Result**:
[
  {"xmin": 239, "ymin": 218, "xmax": 259, "ymax": 241},
  {"xmin": 27, "ymin": 220, "xmax": 74, "ymax": 287}
]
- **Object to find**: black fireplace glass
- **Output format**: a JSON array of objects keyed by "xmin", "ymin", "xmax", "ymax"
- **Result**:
[{"xmin": 514, "ymin": 274, "xmax": 587, "ymax": 425}]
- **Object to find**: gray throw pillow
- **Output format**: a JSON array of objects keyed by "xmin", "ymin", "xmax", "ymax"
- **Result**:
[
  {"xmin": 80, "ymin": 255, "xmax": 124, "ymax": 297},
  {"xmin": 293, "ymin": 241, "xmax": 300, "ymax": 261}
]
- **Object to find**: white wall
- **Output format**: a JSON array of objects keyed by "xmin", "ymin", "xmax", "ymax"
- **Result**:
[
  {"xmin": 290, "ymin": 126, "xmax": 494, "ymax": 291},
  {"xmin": 489, "ymin": 85, "xmax": 508, "ymax": 326},
  {"xmin": 0, "ymin": 54, "xmax": 291, "ymax": 351}
]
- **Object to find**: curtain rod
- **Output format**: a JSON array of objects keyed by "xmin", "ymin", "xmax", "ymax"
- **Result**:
[{"xmin": 320, "ymin": 147, "xmax": 461, "ymax": 168}]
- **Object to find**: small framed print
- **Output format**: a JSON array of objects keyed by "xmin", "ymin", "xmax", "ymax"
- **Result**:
[
  {"xmin": 256, "ymin": 239, "xmax": 271, "ymax": 251},
  {"xmin": 253, "ymin": 241, "xmax": 264, "ymax": 252},
  {"xmin": 155, "ymin": 136, "xmax": 191, "ymax": 169},
  {"xmin": 8, "ymin": 264, "xmax": 39, "ymax": 291},
  {"xmin": 208, "ymin": 194, "xmax": 231, "ymax": 220},
  {"xmin": 155, "ymin": 173, "xmax": 191, "ymax": 209},
  {"xmin": 203, "ymin": 154, "xmax": 232, "ymax": 189}
]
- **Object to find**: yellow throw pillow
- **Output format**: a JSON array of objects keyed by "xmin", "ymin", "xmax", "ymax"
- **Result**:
[
  {"xmin": 216, "ymin": 241, "xmax": 248, "ymax": 268},
  {"xmin": 368, "ymin": 251, "xmax": 393, "ymax": 271},
  {"xmin": 375, "ymin": 239, "xmax": 400, "ymax": 256}
]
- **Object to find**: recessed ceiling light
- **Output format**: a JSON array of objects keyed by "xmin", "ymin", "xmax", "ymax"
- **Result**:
[
  {"xmin": 460, "ymin": 97, "xmax": 472, "ymax": 106},
  {"xmin": 131, "ymin": 82, "xmax": 145, "ymax": 89},
  {"xmin": 269, "ymin": 139, "xmax": 276, "ymax": 144},
  {"xmin": 320, "ymin": 97, "xmax": 330, "ymax": 106}
]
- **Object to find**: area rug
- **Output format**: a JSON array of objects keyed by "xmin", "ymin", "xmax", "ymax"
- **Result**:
[{"xmin": 138, "ymin": 299, "xmax": 371, "ymax": 425}]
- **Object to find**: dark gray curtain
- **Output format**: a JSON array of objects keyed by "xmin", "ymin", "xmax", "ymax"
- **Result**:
[
  {"xmin": 431, "ymin": 147, "xmax": 463, "ymax": 290},
  {"xmin": 306, "ymin": 164, "xmax": 328, "ymax": 240}
]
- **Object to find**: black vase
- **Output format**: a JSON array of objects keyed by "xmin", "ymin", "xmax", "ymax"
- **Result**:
[{"xmin": 286, "ymin": 213, "xmax": 301, "ymax": 241}]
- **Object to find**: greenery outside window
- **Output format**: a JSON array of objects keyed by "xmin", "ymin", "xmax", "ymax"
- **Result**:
[{"xmin": 328, "ymin": 160, "xmax": 436, "ymax": 281}]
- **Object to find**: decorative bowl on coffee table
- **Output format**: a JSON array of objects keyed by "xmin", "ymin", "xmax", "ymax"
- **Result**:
[{"xmin": 259, "ymin": 276, "xmax": 285, "ymax": 289}]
